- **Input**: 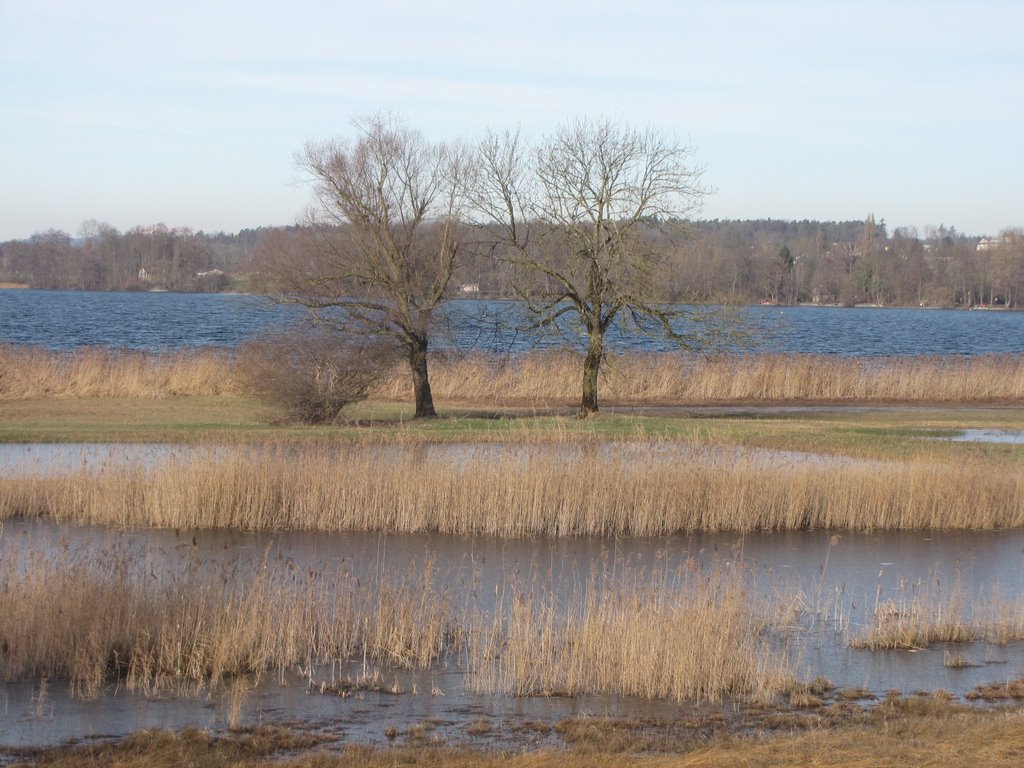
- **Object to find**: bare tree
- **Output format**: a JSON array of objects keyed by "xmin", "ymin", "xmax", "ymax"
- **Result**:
[
  {"xmin": 469, "ymin": 118, "xmax": 709, "ymax": 416},
  {"xmin": 259, "ymin": 114, "xmax": 464, "ymax": 418}
]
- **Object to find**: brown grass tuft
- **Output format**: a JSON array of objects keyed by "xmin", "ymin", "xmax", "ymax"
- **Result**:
[{"xmin": 849, "ymin": 575, "xmax": 1024, "ymax": 651}]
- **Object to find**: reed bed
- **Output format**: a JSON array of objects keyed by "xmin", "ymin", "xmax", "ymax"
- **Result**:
[
  {"xmin": 0, "ymin": 344, "xmax": 242, "ymax": 399},
  {"xmin": 468, "ymin": 562, "xmax": 790, "ymax": 703},
  {"xmin": 850, "ymin": 577, "xmax": 1024, "ymax": 650},
  {"xmin": 5, "ymin": 344, "xmax": 1024, "ymax": 404},
  {"xmin": 1, "ymin": 445, "xmax": 1021, "ymax": 534},
  {"xmin": 0, "ymin": 541, "xmax": 791, "ymax": 705},
  {"xmin": 0, "ymin": 545, "xmax": 453, "ymax": 698},
  {"xmin": 373, "ymin": 351, "xmax": 1024, "ymax": 405},
  {"xmin": 849, "ymin": 575, "xmax": 974, "ymax": 650}
]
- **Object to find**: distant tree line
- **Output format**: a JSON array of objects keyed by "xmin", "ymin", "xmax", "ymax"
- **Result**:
[
  {"xmin": 3, "ymin": 217, "xmax": 1023, "ymax": 308},
  {"xmin": 673, "ymin": 217, "xmax": 1024, "ymax": 309},
  {"xmin": 0, "ymin": 222, "xmax": 282, "ymax": 293}
]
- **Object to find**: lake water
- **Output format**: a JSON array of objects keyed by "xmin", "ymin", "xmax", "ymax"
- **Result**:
[
  {"xmin": 2, "ymin": 519, "xmax": 1023, "ymax": 748},
  {"xmin": 3, "ymin": 288, "xmax": 1024, "ymax": 355}
]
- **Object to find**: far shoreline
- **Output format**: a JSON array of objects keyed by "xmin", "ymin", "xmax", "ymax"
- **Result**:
[{"xmin": 0, "ymin": 285, "xmax": 1020, "ymax": 311}]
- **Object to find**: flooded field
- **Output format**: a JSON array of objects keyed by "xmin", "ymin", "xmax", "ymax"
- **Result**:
[
  {"xmin": 0, "ymin": 440, "xmax": 876, "ymax": 480},
  {"xmin": 2, "ymin": 518, "xmax": 1023, "ymax": 749},
  {"xmin": 948, "ymin": 429, "xmax": 1024, "ymax": 444},
  {"xmin": 0, "ymin": 443, "xmax": 202, "ymax": 477}
]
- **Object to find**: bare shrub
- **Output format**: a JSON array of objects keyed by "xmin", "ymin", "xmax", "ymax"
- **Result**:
[{"xmin": 237, "ymin": 328, "xmax": 397, "ymax": 423}]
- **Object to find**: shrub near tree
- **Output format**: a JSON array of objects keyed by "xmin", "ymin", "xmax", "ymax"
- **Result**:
[
  {"xmin": 257, "ymin": 113, "xmax": 466, "ymax": 418},
  {"xmin": 238, "ymin": 327, "xmax": 397, "ymax": 424}
]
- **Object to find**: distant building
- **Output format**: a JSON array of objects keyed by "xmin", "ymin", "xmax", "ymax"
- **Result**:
[{"xmin": 460, "ymin": 283, "xmax": 480, "ymax": 294}]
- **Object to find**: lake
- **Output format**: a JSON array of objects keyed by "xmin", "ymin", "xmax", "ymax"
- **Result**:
[
  {"xmin": 3, "ymin": 288, "xmax": 1024, "ymax": 355},
  {"xmin": 2, "ymin": 518, "xmax": 1024, "ymax": 748}
]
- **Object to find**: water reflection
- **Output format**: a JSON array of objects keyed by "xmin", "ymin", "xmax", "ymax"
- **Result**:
[
  {"xmin": 0, "ymin": 441, "xmax": 873, "ymax": 479},
  {"xmin": 2, "ymin": 520, "xmax": 1023, "ymax": 747},
  {"xmin": 0, "ymin": 443, "xmax": 206, "ymax": 476},
  {"xmin": 948, "ymin": 429, "xmax": 1024, "ymax": 444}
]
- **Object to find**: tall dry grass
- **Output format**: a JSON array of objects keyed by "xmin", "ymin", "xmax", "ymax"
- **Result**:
[
  {"xmin": 373, "ymin": 351, "xmax": 1024, "ymax": 405},
  {"xmin": 0, "ymin": 541, "xmax": 791, "ymax": 705},
  {"xmin": 2, "ymin": 445, "xmax": 1021, "ymax": 534},
  {"xmin": 850, "ymin": 576, "xmax": 1024, "ymax": 650},
  {"xmin": 4, "ymin": 344, "xmax": 1024, "ymax": 404},
  {"xmin": 0, "ymin": 545, "xmax": 453, "ymax": 698},
  {"xmin": 0, "ymin": 344, "xmax": 242, "ymax": 399},
  {"xmin": 469, "ymin": 562, "xmax": 790, "ymax": 703},
  {"xmin": 849, "ymin": 574, "xmax": 974, "ymax": 650}
]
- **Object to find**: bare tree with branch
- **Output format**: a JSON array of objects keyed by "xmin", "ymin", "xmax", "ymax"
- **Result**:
[
  {"xmin": 469, "ymin": 118, "xmax": 709, "ymax": 416},
  {"xmin": 259, "ymin": 113, "xmax": 464, "ymax": 418}
]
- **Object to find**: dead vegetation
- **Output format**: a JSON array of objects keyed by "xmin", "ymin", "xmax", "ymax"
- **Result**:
[
  {"xmin": 376, "ymin": 350, "xmax": 1024, "ymax": 406},
  {"xmin": 0, "ymin": 545, "xmax": 453, "ymax": 698},
  {"xmin": 0, "ymin": 542, "xmax": 791, "ymax": 706},
  {"xmin": 469, "ymin": 561, "xmax": 790, "ymax": 703},
  {"xmin": 2, "ymin": 444, "xmax": 1021, "ymax": 534},
  {"xmin": 850, "ymin": 575, "xmax": 1024, "ymax": 650},
  {"xmin": 235, "ymin": 329, "xmax": 397, "ymax": 423},
  {"xmin": 4, "ymin": 345, "xmax": 1024, "ymax": 405},
  {"xmin": 7, "ymin": 704, "xmax": 1024, "ymax": 768},
  {"xmin": 0, "ymin": 344, "xmax": 241, "ymax": 399}
]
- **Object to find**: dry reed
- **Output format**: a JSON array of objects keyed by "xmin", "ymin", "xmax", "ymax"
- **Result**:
[
  {"xmin": 468, "ymin": 562, "xmax": 791, "ymax": 703},
  {"xmin": 5, "ymin": 344, "xmax": 1024, "ymax": 404},
  {"xmin": 0, "ymin": 545, "xmax": 452, "ymax": 698},
  {"xmin": 849, "ymin": 575, "xmax": 974, "ymax": 650},
  {"xmin": 373, "ymin": 351, "xmax": 1024, "ymax": 405},
  {"xmin": 850, "ymin": 578, "xmax": 1024, "ymax": 650},
  {"xmin": 2, "ymin": 445, "xmax": 1021, "ymax": 534},
  {"xmin": 0, "ymin": 541, "xmax": 792, "ymax": 705},
  {"xmin": 0, "ymin": 344, "xmax": 242, "ymax": 399}
]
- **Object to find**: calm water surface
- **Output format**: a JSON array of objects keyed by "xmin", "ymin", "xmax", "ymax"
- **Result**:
[
  {"xmin": 4, "ymin": 289, "xmax": 1024, "ymax": 355},
  {"xmin": 2, "ymin": 520, "xmax": 1023, "ymax": 748}
]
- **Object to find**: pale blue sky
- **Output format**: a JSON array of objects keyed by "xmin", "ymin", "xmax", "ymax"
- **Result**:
[{"xmin": 2, "ymin": 0, "xmax": 1021, "ymax": 240}]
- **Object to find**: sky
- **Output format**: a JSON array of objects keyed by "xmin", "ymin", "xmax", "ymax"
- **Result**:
[{"xmin": 2, "ymin": 0, "xmax": 1022, "ymax": 241}]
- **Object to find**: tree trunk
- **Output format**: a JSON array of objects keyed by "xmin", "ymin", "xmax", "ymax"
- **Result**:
[
  {"xmin": 579, "ymin": 332, "xmax": 603, "ymax": 418},
  {"xmin": 408, "ymin": 337, "xmax": 437, "ymax": 418}
]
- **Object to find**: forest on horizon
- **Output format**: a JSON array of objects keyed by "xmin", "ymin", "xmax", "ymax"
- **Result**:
[{"xmin": 2, "ymin": 217, "xmax": 1023, "ymax": 309}]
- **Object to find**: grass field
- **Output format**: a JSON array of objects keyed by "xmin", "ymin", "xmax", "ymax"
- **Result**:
[{"xmin": 2, "ymin": 393, "xmax": 1023, "ymax": 461}]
